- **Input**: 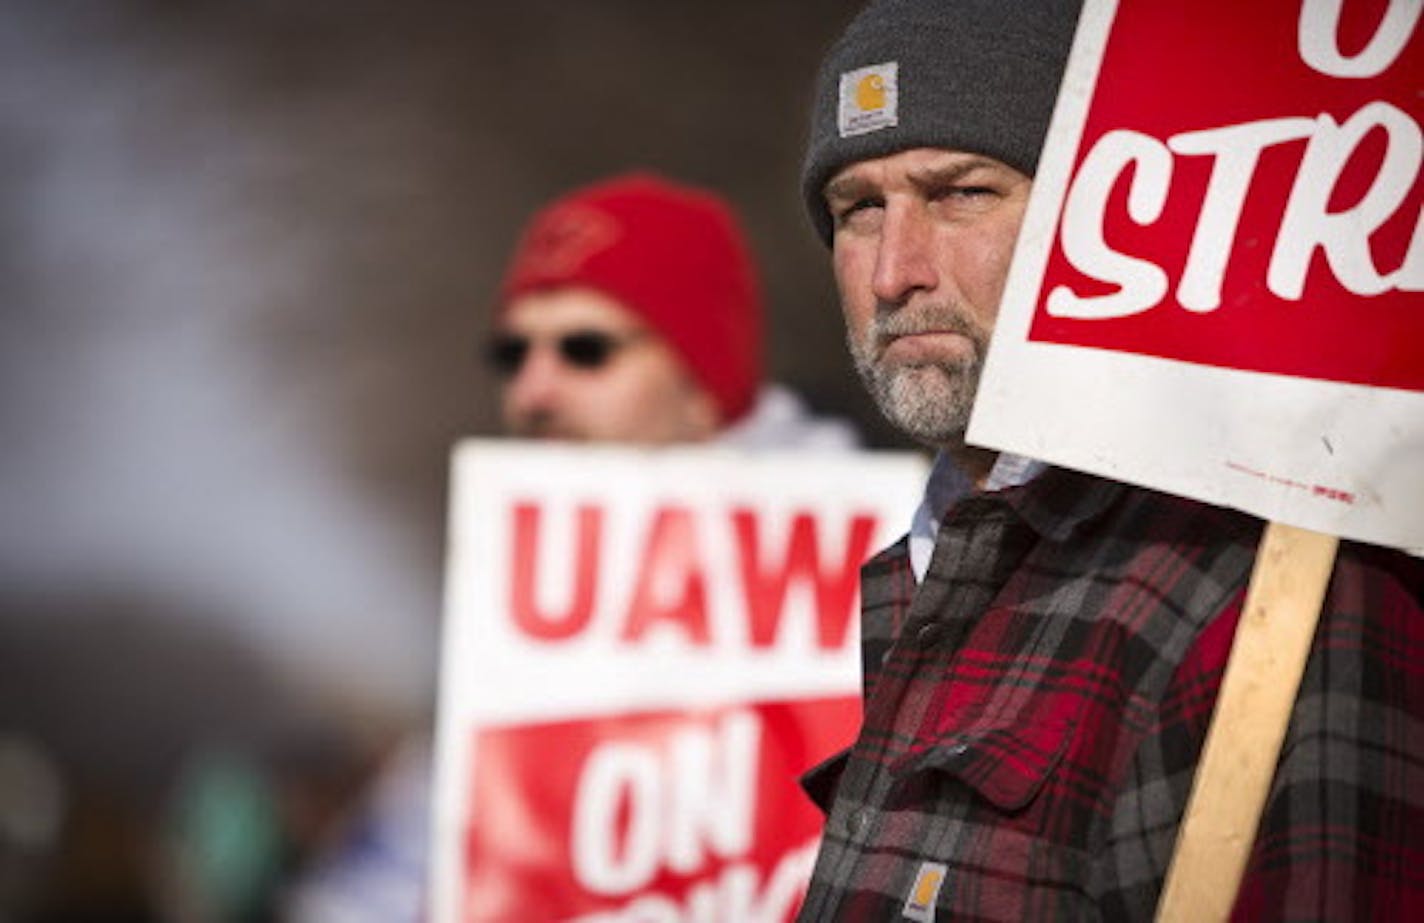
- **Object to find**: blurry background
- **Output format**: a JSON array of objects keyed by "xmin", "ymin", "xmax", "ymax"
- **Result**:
[{"xmin": 0, "ymin": 0, "xmax": 903, "ymax": 918}]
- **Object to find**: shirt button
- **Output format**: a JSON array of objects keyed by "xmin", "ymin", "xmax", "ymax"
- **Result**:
[
  {"xmin": 946, "ymin": 743, "xmax": 969, "ymax": 757},
  {"xmin": 916, "ymin": 622, "xmax": 943, "ymax": 646},
  {"xmin": 846, "ymin": 807, "xmax": 871, "ymax": 838}
]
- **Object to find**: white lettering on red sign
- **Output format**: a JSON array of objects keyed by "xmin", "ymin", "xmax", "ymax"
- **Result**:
[
  {"xmin": 1297, "ymin": 0, "xmax": 1422, "ymax": 78},
  {"xmin": 571, "ymin": 710, "xmax": 760, "ymax": 895},
  {"xmin": 1047, "ymin": 0, "xmax": 1422, "ymax": 320},
  {"xmin": 568, "ymin": 841, "xmax": 818, "ymax": 923},
  {"xmin": 1048, "ymin": 103, "xmax": 1421, "ymax": 320}
]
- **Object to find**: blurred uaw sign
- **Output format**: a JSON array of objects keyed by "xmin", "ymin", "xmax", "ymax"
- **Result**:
[
  {"xmin": 971, "ymin": 0, "xmax": 1423, "ymax": 553},
  {"xmin": 430, "ymin": 441, "xmax": 926, "ymax": 922}
]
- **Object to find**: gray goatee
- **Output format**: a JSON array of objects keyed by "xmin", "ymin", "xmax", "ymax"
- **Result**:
[{"xmin": 847, "ymin": 303, "xmax": 989, "ymax": 447}]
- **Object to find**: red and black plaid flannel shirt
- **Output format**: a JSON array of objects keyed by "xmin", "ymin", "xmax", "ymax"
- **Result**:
[{"xmin": 797, "ymin": 467, "xmax": 1424, "ymax": 921}]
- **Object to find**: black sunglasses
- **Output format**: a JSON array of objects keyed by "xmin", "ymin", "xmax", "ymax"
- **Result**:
[{"xmin": 486, "ymin": 329, "xmax": 646, "ymax": 376}]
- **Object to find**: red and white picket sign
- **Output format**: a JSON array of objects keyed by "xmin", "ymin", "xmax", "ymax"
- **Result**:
[
  {"xmin": 971, "ymin": 0, "xmax": 1423, "ymax": 554},
  {"xmin": 429, "ymin": 441, "xmax": 926, "ymax": 922},
  {"xmin": 969, "ymin": 1, "xmax": 1422, "ymax": 917}
]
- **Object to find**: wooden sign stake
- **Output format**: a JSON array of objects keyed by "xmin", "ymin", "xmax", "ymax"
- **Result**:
[{"xmin": 1155, "ymin": 521, "xmax": 1339, "ymax": 923}]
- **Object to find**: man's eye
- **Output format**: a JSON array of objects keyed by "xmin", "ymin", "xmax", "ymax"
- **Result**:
[
  {"xmin": 931, "ymin": 185, "xmax": 1001, "ymax": 214},
  {"xmin": 940, "ymin": 185, "xmax": 995, "ymax": 200},
  {"xmin": 834, "ymin": 198, "xmax": 882, "ymax": 226}
]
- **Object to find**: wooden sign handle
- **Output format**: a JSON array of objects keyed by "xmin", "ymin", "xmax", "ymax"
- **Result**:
[{"xmin": 1155, "ymin": 521, "xmax": 1339, "ymax": 922}]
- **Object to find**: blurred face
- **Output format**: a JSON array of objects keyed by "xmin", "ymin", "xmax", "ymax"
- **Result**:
[
  {"xmin": 492, "ymin": 287, "xmax": 720, "ymax": 444},
  {"xmin": 825, "ymin": 147, "xmax": 1032, "ymax": 448}
]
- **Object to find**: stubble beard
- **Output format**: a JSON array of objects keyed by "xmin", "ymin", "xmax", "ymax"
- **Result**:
[{"xmin": 847, "ymin": 303, "xmax": 989, "ymax": 448}]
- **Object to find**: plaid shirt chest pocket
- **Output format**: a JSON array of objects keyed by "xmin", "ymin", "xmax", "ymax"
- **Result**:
[
  {"xmin": 890, "ymin": 707, "xmax": 1079, "ymax": 814},
  {"xmin": 813, "ymin": 703, "xmax": 1102, "ymax": 921},
  {"xmin": 865, "ymin": 624, "xmax": 1129, "ymax": 876}
]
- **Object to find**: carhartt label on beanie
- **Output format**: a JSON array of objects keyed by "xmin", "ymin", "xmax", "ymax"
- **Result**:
[
  {"xmin": 802, "ymin": 0, "xmax": 1084, "ymax": 244},
  {"xmin": 839, "ymin": 62, "xmax": 899, "ymax": 137},
  {"xmin": 500, "ymin": 173, "xmax": 764, "ymax": 425}
]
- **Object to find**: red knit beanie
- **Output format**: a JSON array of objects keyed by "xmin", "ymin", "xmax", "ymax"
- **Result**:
[{"xmin": 499, "ymin": 172, "xmax": 764, "ymax": 425}]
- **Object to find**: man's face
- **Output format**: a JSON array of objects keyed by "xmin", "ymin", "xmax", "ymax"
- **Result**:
[
  {"xmin": 493, "ymin": 287, "xmax": 719, "ymax": 444},
  {"xmin": 825, "ymin": 147, "xmax": 1032, "ymax": 447}
]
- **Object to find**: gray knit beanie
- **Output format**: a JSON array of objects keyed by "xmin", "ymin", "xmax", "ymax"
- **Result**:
[{"xmin": 801, "ymin": 0, "xmax": 1083, "ymax": 245}]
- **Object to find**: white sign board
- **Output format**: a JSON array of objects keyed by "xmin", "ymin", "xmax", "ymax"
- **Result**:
[
  {"xmin": 969, "ymin": 0, "xmax": 1423, "ymax": 553},
  {"xmin": 430, "ymin": 440, "xmax": 927, "ymax": 922}
]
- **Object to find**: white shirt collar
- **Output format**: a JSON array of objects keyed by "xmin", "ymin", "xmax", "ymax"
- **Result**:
[{"xmin": 908, "ymin": 451, "xmax": 1046, "ymax": 583}]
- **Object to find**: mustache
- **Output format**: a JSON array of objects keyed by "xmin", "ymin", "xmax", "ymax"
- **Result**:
[
  {"xmin": 868, "ymin": 304, "xmax": 986, "ymax": 351},
  {"xmin": 511, "ymin": 412, "xmax": 582, "ymax": 441}
]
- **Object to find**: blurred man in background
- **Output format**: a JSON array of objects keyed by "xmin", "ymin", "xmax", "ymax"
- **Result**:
[
  {"xmin": 286, "ymin": 171, "xmax": 856, "ymax": 921},
  {"xmin": 491, "ymin": 171, "xmax": 856, "ymax": 450}
]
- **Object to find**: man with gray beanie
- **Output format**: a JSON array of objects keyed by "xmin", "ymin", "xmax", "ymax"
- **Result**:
[{"xmin": 793, "ymin": 0, "xmax": 1424, "ymax": 920}]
